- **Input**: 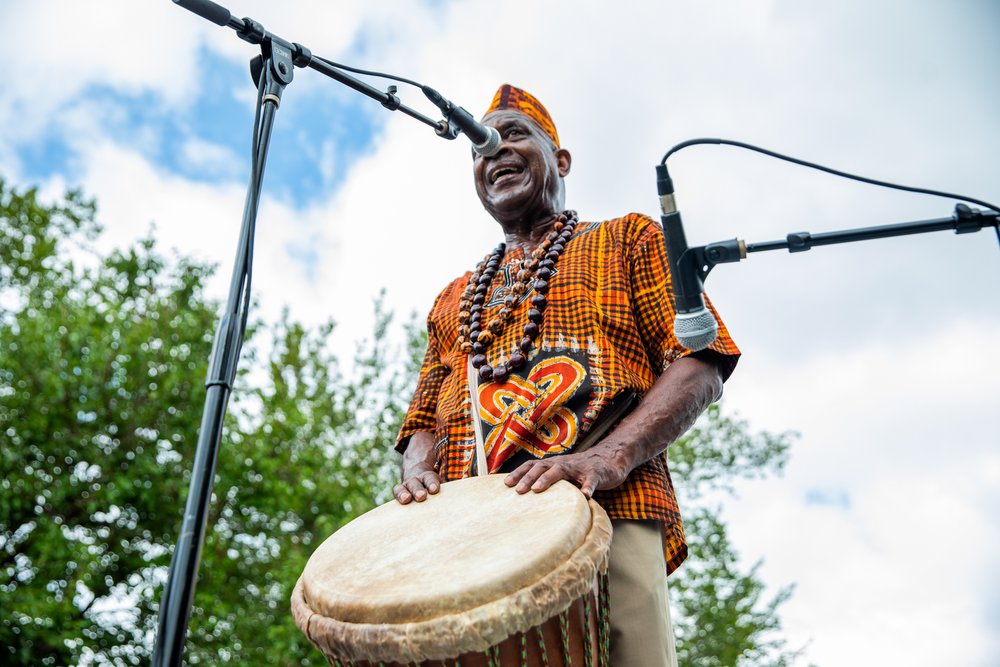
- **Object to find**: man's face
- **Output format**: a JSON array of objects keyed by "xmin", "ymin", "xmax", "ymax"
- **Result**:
[{"xmin": 473, "ymin": 110, "xmax": 569, "ymax": 225}]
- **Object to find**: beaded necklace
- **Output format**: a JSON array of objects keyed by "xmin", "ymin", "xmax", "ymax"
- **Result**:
[{"xmin": 457, "ymin": 210, "xmax": 578, "ymax": 383}]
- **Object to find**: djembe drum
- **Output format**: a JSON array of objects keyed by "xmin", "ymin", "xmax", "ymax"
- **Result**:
[{"xmin": 291, "ymin": 474, "xmax": 612, "ymax": 666}]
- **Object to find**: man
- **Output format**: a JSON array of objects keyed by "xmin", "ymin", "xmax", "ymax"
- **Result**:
[{"xmin": 393, "ymin": 84, "xmax": 739, "ymax": 666}]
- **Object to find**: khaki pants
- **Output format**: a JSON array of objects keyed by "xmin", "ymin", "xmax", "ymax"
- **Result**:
[{"xmin": 607, "ymin": 520, "xmax": 679, "ymax": 667}]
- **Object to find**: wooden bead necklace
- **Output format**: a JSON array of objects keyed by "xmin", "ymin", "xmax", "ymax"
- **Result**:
[{"xmin": 457, "ymin": 210, "xmax": 578, "ymax": 383}]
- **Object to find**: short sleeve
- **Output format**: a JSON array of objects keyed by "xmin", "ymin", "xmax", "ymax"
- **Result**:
[
  {"xmin": 395, "ymin": 338, "xmax": 448, "ymax": 453},
  {"xmin": 395, "ymin": 290, "xmax": 453, "ymax": 452}
]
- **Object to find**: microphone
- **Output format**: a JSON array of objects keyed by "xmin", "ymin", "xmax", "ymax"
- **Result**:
[
  {"xmin": 422, "ymin": 86, "xmax": 502, "ymax": 157},
  {"xmin": 656, "ymin": 164, "xmax": 719, "ymax": 351}
]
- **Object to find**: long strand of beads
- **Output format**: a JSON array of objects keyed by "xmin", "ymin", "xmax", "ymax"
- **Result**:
[{"xmin": 456, "ymin": 211, "xmax": 577, "ymax": 383}]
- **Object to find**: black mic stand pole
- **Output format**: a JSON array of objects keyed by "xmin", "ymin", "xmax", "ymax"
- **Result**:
[
  {"xmin": 150, "ymin": 30, "xmax": 292, "ymax": 667},
  {"xmin": 671, "ymin": 203, "xmax": 999, "ymax": 285},
  {"xmin": 154, "ymin": 1, "xmax": 462, "ymax": 665}
]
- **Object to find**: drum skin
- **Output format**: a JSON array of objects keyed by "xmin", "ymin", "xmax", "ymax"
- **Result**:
[{"xmin": 291, "ymin": 475, "xmax": 612, "ymax": 665}]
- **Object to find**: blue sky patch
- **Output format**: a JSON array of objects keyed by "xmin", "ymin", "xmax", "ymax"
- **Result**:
[
  {"xmin": 11, "ymin": 44, "xmax": 384, "ymax": 211},
  {"xmin": 17, "ymin": 133, "xmax": 74, "ymax": 184},
  {"xmin": 804, "ymin": 488, "xmax": 851, "ymax": 510}
]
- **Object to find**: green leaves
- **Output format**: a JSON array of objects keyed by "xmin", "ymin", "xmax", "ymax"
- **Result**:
[
  {"xmin": 668, "ymin": 404, "xmax": 808, "ymax": 665},
  {"xmin": 0, "ymin": 179, "xmax": 414, "ymax": 665},
  {"xmin": 0, "ymin": 182, "xmax": 98, "ymax": 293},
  {"xmin": 1, "ymin": 179, "xmax": 213, "ymax": 665},
  {"xmin": 670, "ymin": 403, "xmax": 796, "ymax": 500},
  {"xmin": 185, "ymin": 305, "xmax": 411, "ymax": 665}
]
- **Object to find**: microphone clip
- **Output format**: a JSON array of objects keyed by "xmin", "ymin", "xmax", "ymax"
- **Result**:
[
  {"xmin": 381, "ymin": 85, "xmax": 401, "ymax": 111},
  {"xmin": 422, "ymin": 85, "xmax": 472, "ymax": 141},
  {"xmin": 435, "ymin": 119, "xmax": 461, "ymax": 140}
]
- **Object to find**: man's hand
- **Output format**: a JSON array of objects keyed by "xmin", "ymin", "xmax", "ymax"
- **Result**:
[
  {"xmin": 504, "ymin": 447, "xmax": 629, "ymax": 499},
  {"xmin": 506, "ymin": 355, "xmax": 724, "ymax": 499},
  {"xmin": 393, "ymin": 431, "xmax": 441, "ymax": 504}
]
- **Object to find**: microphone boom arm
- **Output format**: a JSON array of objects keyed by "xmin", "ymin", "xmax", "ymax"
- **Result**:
[
  {"xmin": 173, "ymin": 0, "xmax": 454, "ymax": 137},
  {"xmin": 689, "ymin": 204, "xmax": 998, "ymax": 279}
]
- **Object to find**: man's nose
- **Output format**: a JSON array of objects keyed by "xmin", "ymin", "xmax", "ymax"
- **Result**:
[
  {"xmin": 475, "ymin": 144, "xmax": 508, "ymax": 163},
  {"xmin": 489, "ymin": 141, "xmax": 511, "ymax": 158}
]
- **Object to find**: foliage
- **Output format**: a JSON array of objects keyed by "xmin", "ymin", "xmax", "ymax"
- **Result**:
[
  {"xmin": 668, "ymin": 403, "xmax": 808, "ymax": 665},
  {"xmin": 0, "ymin": 179, "xmax": 414, "ymax": 665},
  {"xmin": 0, "ymin": 180, "xmax": 216, "ymax": 665}
]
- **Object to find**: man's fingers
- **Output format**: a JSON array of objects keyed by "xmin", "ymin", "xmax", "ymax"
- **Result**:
[
  {"xmin": 394, "ymin": 470, "xmax": 441, "ymax": 504},
  {"xmin": 509, "ymin": 461, "xmax": 551, "ymax": 494},
  {"xmin": 578, "ymin": 473, "xmax": 598, "ymax": 499},
  {"xmin": 418, "ymin": 471, "xmax": 441, "ymax": 494},
  {"xmin": 404, "ymin": 477, "xmax": 430, "ymax": 501},
  {"xmin": 504, "ymin": 461, "xmax": 535, "ymax": 488},
  {"xmin": 528, "ymin": 464, "xmax": 568, "ymax": 493},
  {"xmin": 526, "ymin": 458, "xmax": 601, "ymax": 498},
  {"xmin": 393, "ymin": 483, "xmax": 413, "ymax": 504}
]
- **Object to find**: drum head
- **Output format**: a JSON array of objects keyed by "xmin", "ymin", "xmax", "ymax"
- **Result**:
[
  {"xmin": 293, "ymin": 474, "xmax": 612, "ymax": 663},
  {"xmin": 301, "ymin": 475, "xmax": 593, "ymax": 623}
]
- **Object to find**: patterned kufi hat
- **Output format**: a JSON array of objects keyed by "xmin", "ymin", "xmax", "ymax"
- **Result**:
[{"xmin": 483, "ymin": 84, "xmax": 560, "ymax": 148}]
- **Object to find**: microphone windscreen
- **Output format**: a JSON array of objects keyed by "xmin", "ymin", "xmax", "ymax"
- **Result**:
[
  {"xmin": 674, "ymin": 309, "xmax": 718, "ymax": 351},
  {"xmin": 474, "ymin": 127, "xmax": 502, "ymax": 157}
]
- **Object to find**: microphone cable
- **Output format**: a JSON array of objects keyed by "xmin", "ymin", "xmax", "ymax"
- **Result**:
[
  {"xmin": 660, "ymin": 138, "xmax": 1000, "ymax": 247},
  {"xmin": 312, "ymin": 56, "xmax": 424, "ymax": 89}
]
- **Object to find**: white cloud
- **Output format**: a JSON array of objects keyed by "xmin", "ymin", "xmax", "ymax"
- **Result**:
[
  {"xmin": 3, "ymin": 1, "xmax": 999, "ymax": 665},
  {"xmin": 179, "ymin": 137, "xmax": 243, "ymax": 180},
  {"xmin": 722, "ymin": 320, "xmax": 1000, "ymax": 663},
  {"xmin": 723, "ymin": 461, "xmax": 1000, "ymax": 666},
  {"xmin": 0, "ymin": 1, "xmax": 207, "ymax": 137}
]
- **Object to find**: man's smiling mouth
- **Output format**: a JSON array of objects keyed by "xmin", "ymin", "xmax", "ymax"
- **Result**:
[{"xmin": 489, "ymin": 165, "xmax": 524, "ymax": 184}]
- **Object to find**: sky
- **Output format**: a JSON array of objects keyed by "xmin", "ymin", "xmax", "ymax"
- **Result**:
[{"xmin": 2, "ymin": 1, "xmax": 998, "ymax": 665}]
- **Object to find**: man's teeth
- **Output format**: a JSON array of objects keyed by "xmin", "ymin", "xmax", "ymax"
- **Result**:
[{"xmin": 492, "ymin": 168, "xmax": 519, "ymax": 183}]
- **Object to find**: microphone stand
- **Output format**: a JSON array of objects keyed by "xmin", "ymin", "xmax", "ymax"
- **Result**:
[
  {"xmin": 154, "ymin": 2, "xmax": 460, "ymax": 665},
  {"xmin": 672, "ymin": 203, "xmax": 999, "ymax": 285}
]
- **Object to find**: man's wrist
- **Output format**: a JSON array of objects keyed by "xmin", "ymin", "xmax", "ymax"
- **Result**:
[
  {"xmin": 585, "ymin": 437, "xmax": 640, "ymax": 482},
  {"xmin": 401, "ymin": 430, "xmax": 437, "ymax": 478}
]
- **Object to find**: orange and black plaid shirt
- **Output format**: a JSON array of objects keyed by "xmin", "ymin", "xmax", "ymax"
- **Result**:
[{"xmin": 397, "ymin": 213, "xmax": 740, "ymax": 573}]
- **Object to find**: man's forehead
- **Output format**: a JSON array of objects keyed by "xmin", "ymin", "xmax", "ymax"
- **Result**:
[
  {"xmin": 483, "ymin": 110, "xmax": 534, "ymax": 129},
  {"xmin": 482, "ymin": 111, "xmax": 553, "ymax": 142}
]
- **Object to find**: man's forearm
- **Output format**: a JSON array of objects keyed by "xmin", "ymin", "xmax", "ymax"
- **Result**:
[
  {"xmin": 503, "ymin": 353, "xmax": 724, "ymax": 497},
  {"xmin": 595, "ymin": 354, "xmax": 723, "ymax": 475}
]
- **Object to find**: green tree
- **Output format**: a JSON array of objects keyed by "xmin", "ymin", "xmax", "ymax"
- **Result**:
[
  {"xmin": 1, "ymin": 181, "xmax": 216, "ymax": 665},
  {"xmin": 0, "ymin": 179, "xmax": 414, "ymax": 665},
  {"xmin": 668, "ymin": 403, "xmax": 808, "ymax": 666}
]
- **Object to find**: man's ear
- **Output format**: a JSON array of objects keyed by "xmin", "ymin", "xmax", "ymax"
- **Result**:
[{"xmin": 555, "ymin": 148, "xmax": 572, "ymax": 177}]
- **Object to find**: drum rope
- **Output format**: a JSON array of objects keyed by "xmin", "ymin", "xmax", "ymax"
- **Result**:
[
  {"xmin": 558, "ymin": 610, "xmax": 571, "ymax": 667},
  {"xmin": 598, "ymin": 573, "xmax": 611, "ymax": 667},
  {"xmin": 534, "ymin": 625, "xmax": 550, "ymax": 667},
  {"xmin": 583, "ymin": 595, "xmax": 594, "ymax": 667}
]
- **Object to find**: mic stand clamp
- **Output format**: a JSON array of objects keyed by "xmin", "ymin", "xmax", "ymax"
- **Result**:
[{"xmin": 382, "ymin": 85, "xmax": 401, "ymax": 111}]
